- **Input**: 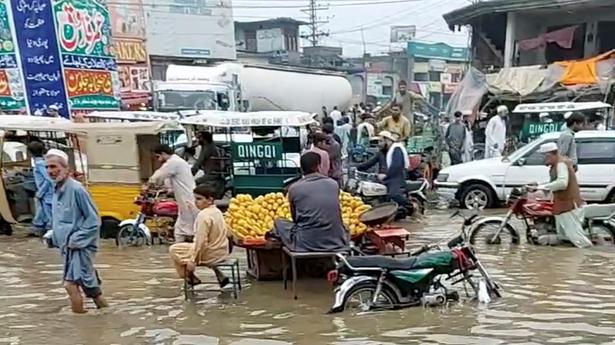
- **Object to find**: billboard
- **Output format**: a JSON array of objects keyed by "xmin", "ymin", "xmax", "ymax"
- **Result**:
[
  {"xmin": 143, "ymin": 0, "xmax": 235, "ymax": 60},
  {"xmin": 390, "ymin": 25, "xmax": 416, "ymax": 43},
  {"xmin": 407, "ymin": 41, "xmax": 469, "ymax": 62},
  {"xmin": 7, "ymin": 0, "xmax": 120, "ymax": 116},
  {"xmin": 0, "ymin": 0, "xmax": 25, "ymax": 111}
]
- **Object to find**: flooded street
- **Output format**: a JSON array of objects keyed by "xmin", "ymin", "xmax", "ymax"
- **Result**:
[{"xmin": 2, "ymin": 210, "xmax": 615, "ymax": 345}]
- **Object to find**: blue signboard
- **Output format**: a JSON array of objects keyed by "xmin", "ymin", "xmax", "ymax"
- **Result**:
[{"xmin": 11, "ymin": 0, "xmax": 69, "ymax": 117}]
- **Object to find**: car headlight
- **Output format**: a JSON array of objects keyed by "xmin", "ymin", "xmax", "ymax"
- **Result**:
[{"xmin": 436, "ymin": 173, "xmax": 449, "ymax": 183}]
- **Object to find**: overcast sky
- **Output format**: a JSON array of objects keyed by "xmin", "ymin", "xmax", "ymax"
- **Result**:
[{"xmin": 233, "ymin": 0, "xmax": 472, "ymax": 57}]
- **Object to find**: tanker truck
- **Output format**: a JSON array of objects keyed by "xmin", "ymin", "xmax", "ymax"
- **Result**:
[{"xmin": 152, "ymin": 62, "xmax": 353, "ymax": 114}]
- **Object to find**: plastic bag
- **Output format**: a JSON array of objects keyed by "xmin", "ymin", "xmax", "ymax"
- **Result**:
[{"xmin": 478, "ymin": 279, "xmax": 491, "ymax": 304}]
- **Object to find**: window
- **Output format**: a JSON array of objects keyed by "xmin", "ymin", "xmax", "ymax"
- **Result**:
[
  {"xmin": 577, "ymin": 140, "xmax": 615, "ymax": 164},
  {"xmin": 414, "ymin": 73, "xmax": 429, "ymax": 82},
  {"xmin": 429, "ymin": 71, "xmax": 441, "ymax": 82},
  {"xmin": 520, "ymin": 140, "xmax": 556, "ymax": 166}
]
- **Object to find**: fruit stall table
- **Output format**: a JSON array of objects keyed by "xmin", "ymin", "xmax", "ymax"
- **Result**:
[{"xmin": 235, "ymin": 238, "xmax": 284, "ymax": 280}]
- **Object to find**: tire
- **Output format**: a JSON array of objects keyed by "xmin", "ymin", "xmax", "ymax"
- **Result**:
[
  {"xmin": 100, "ymin": 218, "xmax": 120, "ymax": 239},
  {"xmin": 116, "ymin": 224, "xmax": 147, "ymax": 247},
  {"xmin": 588, "ymin": 223, "xmax": 615, "ymax": 246},
  {"xmin": 469, "ymin": 220, "xmax": 520, "ymax": 249},
  {"xmin": 460, "ymin": 184, "xmax": 495, "ymax": 210},
  {"xmin": 0, "ymin": 218, "xmax": 12, "ymax": 236},
  {"xmin": 607, "ymin": 190, "xmax": 615, "ymax": 204},
  {"xmin": 341, "ymin": 281, "xmax": 399, "ymax": 312}
]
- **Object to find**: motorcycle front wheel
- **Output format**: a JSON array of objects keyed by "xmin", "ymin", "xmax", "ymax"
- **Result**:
[
  {"xmin": 116, "ymin": 224, "xmax": 148, "ymax": 247},
  {"xmin": 342, "ymin": 281, "xmax": 398, "ymax": 313},
  {"xmin": 588, "ymin": 223, "xmax": 615, "ymax": 246},
  {"xmin": 469, "ymin": 220, "xmax": 520, "ymax": 250}
]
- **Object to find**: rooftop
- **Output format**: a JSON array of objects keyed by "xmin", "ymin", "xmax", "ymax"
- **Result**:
[
  {"xmin": 443, "ymin": 0, "xmax": 614, "ymax": 28},
  {"xmin": 235, "ymin": 17, "xmax": 308, "ymax": 28}
]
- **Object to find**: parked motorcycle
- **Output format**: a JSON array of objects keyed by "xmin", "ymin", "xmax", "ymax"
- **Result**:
[
  {"xmin": 344, "ymin": 168, "xmax": 428, "ymax": 218},
  {"xmin": 328, "ymin": 211, "xmax": 500, "ymax": 313},
  {"xmin": 469, "ymin": 187, "xmax": 615, "ymax": 247},
  {"xmin": 116, "ymin": 188, "xmax": 178, "ymax": 247}
]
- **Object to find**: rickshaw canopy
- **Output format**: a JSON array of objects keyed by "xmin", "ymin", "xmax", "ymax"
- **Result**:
[
  {"xmin": 513, "ymin": 102, "xmax": 611, "ymax": 114},
  {"xmin": 179, "ymin": 110, "xmax": 317, "ymax": 128},
  {"xmin": 0, "ymin": 120, "xmax": 183, "ymax": 135},
  {"xmin": 86, "ymin": 111, "xmax": 183, "ymax": 122}
]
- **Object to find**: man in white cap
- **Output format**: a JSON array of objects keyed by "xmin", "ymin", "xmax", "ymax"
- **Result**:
[
  {"xmin": 376, "ymin": 131, "xmax": 411, "ymax": 219},
  {"xmin": 46, "ymin": 105, "xmax": 60, "ymax": 118},
  {"xmin": 484, "ymin": 105, "xmax": 508, "ymax": 159},
  {"xmin": 44, "ymin": 149, "xmax": 108, "ymax": 313},
  {"xmin": 528, "ymin": 143, "xmax": 591, "ymax": 248}
]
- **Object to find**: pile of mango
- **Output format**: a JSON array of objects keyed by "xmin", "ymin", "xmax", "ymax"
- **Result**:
[
  {"xmin": 225, "ymin": 191, "xmax": 372, "ymax": 241},
  {"xmin": 339, "ymin": 191, "xmax": 371, "ymax": 237}
]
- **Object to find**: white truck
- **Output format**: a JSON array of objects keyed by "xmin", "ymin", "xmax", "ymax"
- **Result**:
[{"xmin": 153, "ymin": 62, "xmax": 353, "ymax": 114}]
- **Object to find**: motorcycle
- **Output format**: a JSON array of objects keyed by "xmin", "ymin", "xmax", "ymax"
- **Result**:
[
  {"xmin": 344, "ymin": 168, "xmax": 429, "ymax": 218},
  {"xmin": 328, "ymin": 211, "xmax": 500, "ymax": 313},
  {"xmin": 116, "ymin": 188, "xmax": 178, "ymax": 247},
  {"xmin": 468, "ymin": 187, "xmax": 615, "ymax": 246}
]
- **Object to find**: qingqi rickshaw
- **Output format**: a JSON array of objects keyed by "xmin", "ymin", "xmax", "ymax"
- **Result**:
[
  {"xmin": 179, "ymin": 111, "xmax": 315, "ymax": 196},
  {"xmin": 0, "ymin": 119, "xmax": 184, "ymax": 239}
]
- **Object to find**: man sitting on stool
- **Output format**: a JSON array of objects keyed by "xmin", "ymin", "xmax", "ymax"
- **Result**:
[
  {"xmin": 169, "ymin": 185, "xmax": 230, "ymax": 287},
  {"xmin": 272, "ymin": 152, "xmax": 349, "ymax": 252}
]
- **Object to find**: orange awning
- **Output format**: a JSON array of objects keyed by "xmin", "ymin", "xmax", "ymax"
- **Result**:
[{"xmin": 556, "ymin": 50, "xmax": 615, "ymax": 85}]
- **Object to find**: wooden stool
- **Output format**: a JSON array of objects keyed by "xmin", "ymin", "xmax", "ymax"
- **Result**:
[
  {"xmin": 281, "ymin": 247, "xmax": 346, "ymax": 300},
  {"xmin": 183, "ymin": 258, "xmax": 242, "ymax": 300}
]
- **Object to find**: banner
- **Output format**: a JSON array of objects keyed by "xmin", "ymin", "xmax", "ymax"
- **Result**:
[
  {"xmin": 0, "ymin": 0, "xmax": 25, "ymax": 111},
  {"xmin": 11, "ymin": 0, "xmax": 70, "ymax": 116},
  {"xmin": 54, "ymin": 0, "xmax": 120, "ymax": 111}
]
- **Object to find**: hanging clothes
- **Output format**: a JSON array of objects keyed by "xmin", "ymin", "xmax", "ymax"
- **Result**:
[{"xmin": 518, "ymin": 26, "xmax": 577, "ymax": 51}]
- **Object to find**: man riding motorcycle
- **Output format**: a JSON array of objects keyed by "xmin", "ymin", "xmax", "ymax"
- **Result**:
[
  {"xmin": 527, "ymin": 143, "xmax": 592, "ymax": 248},
  {"xmin": 357, "ymin": 131, "xmax": 410, "ymax": 219}
]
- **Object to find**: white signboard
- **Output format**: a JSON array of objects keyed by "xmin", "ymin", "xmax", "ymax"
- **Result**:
[
  {"xmin": 143, "ymin": 0, "xmax": 236, "ymax": 60},
  {"xmin": 180, "ymin": 111, "xmax": 317, "ymax": 127},
  {"xmin": 440, "ymin": 73, "xmax": 452, "ymax": 84},
  {"xmin": 390, "ymin": 25, "xmax": 416, "ymax": 43}
]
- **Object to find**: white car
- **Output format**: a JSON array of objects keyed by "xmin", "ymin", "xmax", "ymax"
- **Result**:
[{"xmin": 436, "ymin": 130, "xmax": 615, "ymax": 209}]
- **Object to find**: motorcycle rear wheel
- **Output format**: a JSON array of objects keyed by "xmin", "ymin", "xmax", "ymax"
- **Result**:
[
  {"xmin": 469, "ymin": 220, "xmax": 520, "ymax": 250},
  {"xmin": 342, "ymin": 281, "xmax": 398, "ymax": 312}
]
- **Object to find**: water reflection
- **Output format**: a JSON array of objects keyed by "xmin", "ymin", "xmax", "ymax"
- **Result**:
[{"xmin": 1, "ymin": 210, "xmax": 615, "ymax": 344}]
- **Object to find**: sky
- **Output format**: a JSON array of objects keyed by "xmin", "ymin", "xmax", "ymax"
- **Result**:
[{"xmin": 233, "ymin": 0, "xmax": 473, "ymax": 57}]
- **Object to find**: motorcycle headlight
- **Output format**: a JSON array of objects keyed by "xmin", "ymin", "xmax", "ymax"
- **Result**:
[{"xmin": 437, "ymin": 174, "xmax": 449, "ymax": 183}]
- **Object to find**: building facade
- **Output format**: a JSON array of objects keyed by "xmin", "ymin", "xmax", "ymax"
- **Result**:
[
  {"xmin": 407, "ymin": 41, "xmax": 469, "ymax": 110},
  {"xmin": 444, "ymin": 0, "xmax": 615, "ymax": 70}
]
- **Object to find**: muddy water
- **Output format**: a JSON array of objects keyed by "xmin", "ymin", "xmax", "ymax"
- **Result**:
[{"xmin": 2, "ymin": 211, "xmax": 615, "ymax": 345}]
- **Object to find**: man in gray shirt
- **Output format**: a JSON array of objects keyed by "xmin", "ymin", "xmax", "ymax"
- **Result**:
[
  {"xmin": 272, "ymin": 152, "xmax": 349, "ymax": 252},
  {"xmin": 558, "ymin": 112, "xmax": 584, "ymax": 170},
  {"xmin": 445, "ymin": 111, "xmax": 467, "ymax": 165}
]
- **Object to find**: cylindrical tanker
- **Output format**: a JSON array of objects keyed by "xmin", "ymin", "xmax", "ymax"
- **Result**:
[{"xmin": 164, "ymin": 63, "xmax": 352, "ymax": 113}]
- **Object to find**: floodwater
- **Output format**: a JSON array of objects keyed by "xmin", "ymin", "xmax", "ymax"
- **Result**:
[{"xmin": 2, "ymin": 211, "xmax": 615, "ymax": 345}]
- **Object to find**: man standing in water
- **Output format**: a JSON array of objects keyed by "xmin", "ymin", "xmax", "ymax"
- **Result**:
[{"xmin": 45, "ymin": 149, "xmax": 108, "ymax": 313}]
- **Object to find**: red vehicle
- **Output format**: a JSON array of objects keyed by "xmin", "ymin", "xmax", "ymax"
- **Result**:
[
  {"xmin": 468, "ymin": 187, "xmax": 615, "ymax": 247},
  {"xmin": 116, "ymin": 188, "xmax": 178, "ymax": 247}
]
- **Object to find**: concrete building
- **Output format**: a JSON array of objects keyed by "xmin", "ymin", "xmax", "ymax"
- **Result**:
[
  {"xmin": 234, "ymin": 18, "xmax": 306, "ymax": 65},
  {"xmin": 407, "ymin": 41, "xmax": 469, "ymax": 110},
  {"xmin": 444, "ymin": 0, "xmax": 615, "ymax": 70}
]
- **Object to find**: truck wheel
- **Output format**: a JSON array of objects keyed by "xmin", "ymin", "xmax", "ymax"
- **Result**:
[{"xmin": 460, "ymin": 184, "xmax": 494, "ymax": 210}]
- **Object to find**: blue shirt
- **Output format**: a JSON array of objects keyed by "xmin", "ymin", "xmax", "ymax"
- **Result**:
[
  {"xmin": 33, "ymin": 157, "xmax": 54, "ymax": 204},
  {"xmin": 51, "ymin": 178, "xmax": 100, "ymax": 252}
]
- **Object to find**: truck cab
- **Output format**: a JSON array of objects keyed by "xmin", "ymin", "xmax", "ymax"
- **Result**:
[{"xmin": 152, "ymin": 81, "xmax": 238, "ymax": 113}]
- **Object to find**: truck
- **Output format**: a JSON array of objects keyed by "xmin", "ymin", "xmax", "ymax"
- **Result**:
[{"xmin": 152, "ymin": 62, "xmax": 353, "ymax": 114}]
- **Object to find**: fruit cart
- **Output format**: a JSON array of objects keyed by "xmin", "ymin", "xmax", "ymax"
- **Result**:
[
  {"xmin": 180, "ymin": 111, "xmax": 316, "ymax": 196},
  {"xmin": 224, "ymin": 191, "xmax": 375, "ymax": 280}
]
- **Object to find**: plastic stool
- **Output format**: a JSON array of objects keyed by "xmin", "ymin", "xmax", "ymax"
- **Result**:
[{"xmin": 183, "ymin": 258, "xmax": 242, "ymax": 300}]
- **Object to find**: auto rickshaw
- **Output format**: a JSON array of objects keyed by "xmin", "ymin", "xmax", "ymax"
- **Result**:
[
  {"xmin": 179, "ymin": 111, "xmax": 316, "ymax": 196},
  {"xmin": 0, "ymin": 120, "xmax": 183, "ymax": 238}
]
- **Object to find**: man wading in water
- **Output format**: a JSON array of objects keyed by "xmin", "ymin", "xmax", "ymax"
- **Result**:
[{"xmin": 44, "ymin": 149, "xmax": 108, "ymax": 313}]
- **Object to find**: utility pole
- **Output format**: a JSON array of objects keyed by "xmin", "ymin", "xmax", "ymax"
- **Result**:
[{"xmin": 300, "ymin": 0, "xmax": 329, "ymax": 47}]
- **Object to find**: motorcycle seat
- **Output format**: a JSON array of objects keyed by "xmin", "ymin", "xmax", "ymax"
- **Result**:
[
  {"xmin": 583, "ymin": 204, "xmax": 615, "ymax": 219},
  {"xmin": 406, "ymin": 180, "xmax": 425, "ymax": 193},
  {"xmin": 345, "ymin": 251, "xmax": 453, "ymax": 271}
]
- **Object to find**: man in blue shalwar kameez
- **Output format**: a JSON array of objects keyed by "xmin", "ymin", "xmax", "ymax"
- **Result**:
[
  {"xmin": 45, "ymin": 149, "xmax": 108, "ymax": 313},
  {"xmin": 28, "ymin": 141, "xmax": 53, "ymax": 235}
]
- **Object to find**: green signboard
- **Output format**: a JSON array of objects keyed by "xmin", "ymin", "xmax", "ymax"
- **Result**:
[
  {"xmin": 407, "ymin": 41, "xmax": 469, "ymax": 61},
  {"xmin": 0, "ymin": 0, "xmax": 25, "ymax": 111},
  {"xmin": 232, "ymin": 141, "xmax": 283, "ymax": 162},
  {"xmin": 521, "ymin": 121, "xmax": 565, "ymax": 141}
]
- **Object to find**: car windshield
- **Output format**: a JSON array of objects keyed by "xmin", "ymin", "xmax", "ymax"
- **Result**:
[
  {"xmin": 157, "ymin": 90, "xmax": 217, "ymax": 111},
  {"xmin": 505, "ymin": 137, "xmax": 543, "ymax": 162}
]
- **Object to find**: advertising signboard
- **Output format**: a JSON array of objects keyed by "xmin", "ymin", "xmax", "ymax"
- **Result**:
[{"xmin": 0, "ymin": 0, "xmax": 25, "ymax": 111}]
